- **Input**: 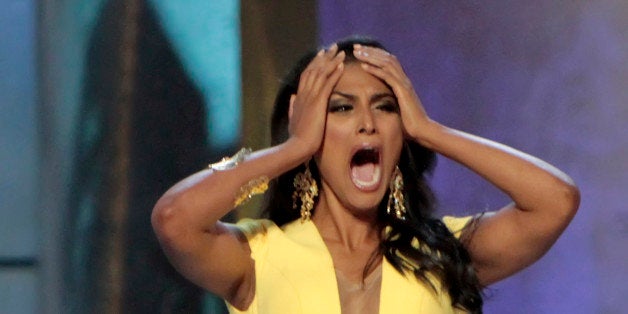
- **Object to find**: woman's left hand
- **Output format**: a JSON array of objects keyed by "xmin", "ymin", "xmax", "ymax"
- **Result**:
[
  {"xmin": 355, "ymin": 46, "xmax": 580, "ymax": 287},
  {"xmin": 353, "ymin": 44, "xmax": 434, "ymax": 144}
]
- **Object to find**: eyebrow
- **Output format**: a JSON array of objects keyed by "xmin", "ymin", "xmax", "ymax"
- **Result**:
[{"xmin": 331, "ymin": 91, "xmax": 396, "ymax": 102}]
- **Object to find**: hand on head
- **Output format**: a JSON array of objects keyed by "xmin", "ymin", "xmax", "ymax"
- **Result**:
[
  {"xmin": 288, "ymin": 42, "xmax": 437, "ymax": 158},
  {"xmin": 353, "ymin": 44, "xmax": 434, "ymax": 143},
  {"xmin": 288, "ymin": 44, "xmax": 345, "ymax": 157}
]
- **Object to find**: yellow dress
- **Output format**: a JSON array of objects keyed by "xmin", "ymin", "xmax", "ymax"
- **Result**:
[{"xmin": 226, "ymin": 216, "xmax": 471, "ymax": 314}]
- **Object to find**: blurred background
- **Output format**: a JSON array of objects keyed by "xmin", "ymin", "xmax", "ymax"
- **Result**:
[{"xmin": 1, "ymin": 0, "xmax": 626, "ymax": 313}]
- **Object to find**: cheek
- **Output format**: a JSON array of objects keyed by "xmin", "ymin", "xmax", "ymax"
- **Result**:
[
  {"xmin": 384, "ymin": 119, "xmax": 404, "ymax": 157},
  {"xmin": 316, "ymin": 119, "xmax": 351, "ymax": 165},
  {"xmin": 322, "ymin": 118, "xmax": 352, "ymax": 147}
]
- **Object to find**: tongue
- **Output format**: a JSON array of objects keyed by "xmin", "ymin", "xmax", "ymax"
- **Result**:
[{"xmin": 352, "ymin": 163, "xmax": 376, "ymax": 182}]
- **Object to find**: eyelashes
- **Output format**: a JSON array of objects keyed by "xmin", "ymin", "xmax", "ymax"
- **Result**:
[
  {"xmin": 376, "ymin": 101, "xmax": 399, "ymax": 113},
  {"xmin": 328, "ymin": 103, "xmax": 353, "ymax": 113},
  {"xmin": 328, "ymin": 101, "xmax": 399, "ymax": 114}
]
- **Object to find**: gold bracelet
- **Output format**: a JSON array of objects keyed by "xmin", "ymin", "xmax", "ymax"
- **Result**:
[
  {"xmin": 234, "ymin": 176, "xmax": 269, "ymax": 207},
  {"xmin": 206, "ymin": 148, "xmax": 268, "ymax": 207},
  {"xmin": 207, "ymin": 148, "xmax": 252, "ymax": 171}
]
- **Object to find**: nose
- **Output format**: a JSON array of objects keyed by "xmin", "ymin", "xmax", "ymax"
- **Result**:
[{"xmin": 358, "ymin": 109, "xmax": 377, "ymax": 135}]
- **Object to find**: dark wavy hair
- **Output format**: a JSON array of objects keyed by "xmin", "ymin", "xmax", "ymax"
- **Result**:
[{"xmin": 261, "ymin": 36, "xmax": 483, "ymax": 313}]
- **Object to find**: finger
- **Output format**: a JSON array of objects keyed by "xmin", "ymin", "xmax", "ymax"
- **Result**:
[
  {"xmin": 305, "ymin": 63, "xmax": 343, "ymax": 130},
  {"xmin": 293, "ymin": 51, "xmax": 344, "ymax": 125},
  {"xmin": 319, "ymin": 62, "xmax": 344, "ymax": 101},
  {"xmin": 297, "ymin": 49, "xmax": 324, "ymax": 93},
  {"xmin": 353, "ymin": 45, "xmax": 402, "ymax": 72},
  {"xmin": 355, "ymin": 48, "xmax": 409, "ymax": 88},
  {"xmin": 360, "ymin": 62, "xmax": 417, "ymax": 111},
  {"xmin": 360, "ymin": 62, "xmax": 409, "ymax": 90},
  {"xmin": 353, "ymin": 44, "xmax": 391, "ymax": 60},
  {"xmin": 356, "ymin": 52, "xmax": 401, "ymax": 75},
  {"xmin": 299, "ymin": 46, "xmax": 342, "ymax": 93},
  {"xmin": 309, "ymin": 44, "xmax": 338, "ymax": 70},
  {"xmin": 324, "ymin": 44, "xmax": 339, "ymax": 59},
  {"xmin": 311, "ymin": 62, "xmax": 344, "ymax": 131},
  {"xmin": 308, "ymin": 51, "xmax": 345, "ymax": 92}
]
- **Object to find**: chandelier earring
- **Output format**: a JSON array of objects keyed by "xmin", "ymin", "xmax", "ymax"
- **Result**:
[
  {"xmin": 387, "ymin": 165, "xmax": 407, "ymax": 220},
  {"xmin": 292, "ymin": 161, "xmax": 318, "ymax": 221}
]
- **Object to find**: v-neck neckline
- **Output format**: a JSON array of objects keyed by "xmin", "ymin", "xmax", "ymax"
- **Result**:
[
  {"xmin": 234, "ymin": 217, "xmax": 468, "ymax": 313},
  {"xmin": 283, "ymin": 219, "xmax": 389, "ymax": 313}
]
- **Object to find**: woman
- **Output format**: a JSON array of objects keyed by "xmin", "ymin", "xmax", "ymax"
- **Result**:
[{"xmin": 152, "ymin": 37, "xmax": 579, "ymax": 313}]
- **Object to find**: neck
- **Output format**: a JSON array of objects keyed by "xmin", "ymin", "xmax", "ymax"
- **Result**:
[{"xmin": 312, "ymin": 188, "xmax": 380, "ymax": 251}]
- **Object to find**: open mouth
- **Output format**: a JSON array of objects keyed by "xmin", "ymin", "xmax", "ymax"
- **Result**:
[{"xmin": 350, "ymin": 147, "xmax": 381, "ymax": 190}]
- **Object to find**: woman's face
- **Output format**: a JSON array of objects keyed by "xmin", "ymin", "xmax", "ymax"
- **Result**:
[{"xmin": 314, "ymin": 62, "xmax": 403, "ymax": 215}]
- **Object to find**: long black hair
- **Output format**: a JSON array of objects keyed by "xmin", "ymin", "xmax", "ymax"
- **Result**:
[{"xmin": 261, "ymin": 36, "xmax": 483, "ymax": 313}]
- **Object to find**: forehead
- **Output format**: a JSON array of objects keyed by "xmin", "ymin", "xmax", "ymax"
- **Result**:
[{"xmin": 332, "ymin": 63, "xmax": 392, "ymax": 95}]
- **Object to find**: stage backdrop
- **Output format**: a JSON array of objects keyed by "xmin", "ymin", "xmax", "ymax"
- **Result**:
[
  {"xmin": 36, "ymin": 0, "xmax": 317, "ymax": 313},
  {"xmin": 9, "ymin": 1, "xmax": 623, "ymax": 313},
  {"xmin": 319, "ymin": 1, "xmax": 627, "ymax": 313}
]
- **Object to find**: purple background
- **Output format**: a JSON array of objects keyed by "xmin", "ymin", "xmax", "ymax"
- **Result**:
[{"xmin": 319, "ymin": 1, "xmax": 627, "ymax": 313}]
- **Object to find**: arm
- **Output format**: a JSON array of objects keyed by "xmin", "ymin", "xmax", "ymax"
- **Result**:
[
  {"xmin": 152, "ymin": 143, "xmax": 305, "ymax": 307},
  {"xmin": 415, "ymin": 124, "xmax": 579, "ymax": 285},
  {"xmin": 354, "ymin": 45, "xmax": 579, "ymax": 286},
  {"xmin": 151, "ymin": 46, "xmax": 345, "ymax": 309}
]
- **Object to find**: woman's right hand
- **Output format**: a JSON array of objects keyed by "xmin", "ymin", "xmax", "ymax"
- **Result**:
[
  {"xmin": 288, "ymin": 45, "xmax": 345, "ymax": 156},
  {"xmin": 152, "ymin": 45, "xmax": 345, "ymax": 310}
]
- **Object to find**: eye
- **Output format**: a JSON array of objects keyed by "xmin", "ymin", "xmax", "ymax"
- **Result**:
[
  {"xmin": 328, "ymin": 102, "xmax": 353, "ymax": 113},
  {"xmin": 375, "ymin": 101, "xmax": 399, "ymax": 113}
]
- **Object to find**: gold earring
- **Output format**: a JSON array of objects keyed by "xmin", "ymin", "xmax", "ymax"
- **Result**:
[
  {"xmin": 292, "ymin": 162, "xmax": 318, "ymax": 222},
  {"xmin": 387, "ymin": 165, "xmax": 407, "ymax": 220}
]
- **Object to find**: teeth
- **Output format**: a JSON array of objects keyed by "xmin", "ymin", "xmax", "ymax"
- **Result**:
[{"xmin": 352, "ymin": 165, "xmax": 381, "ymax": 189}]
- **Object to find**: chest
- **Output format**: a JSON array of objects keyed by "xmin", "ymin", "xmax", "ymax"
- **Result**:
[
  {"xmin": 249, "ymin": 239, "xmax": 457, "ymax": 314},
  {"xmin": 324, "ymin": 240, "xmax": 380, "ymax": 284}
]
